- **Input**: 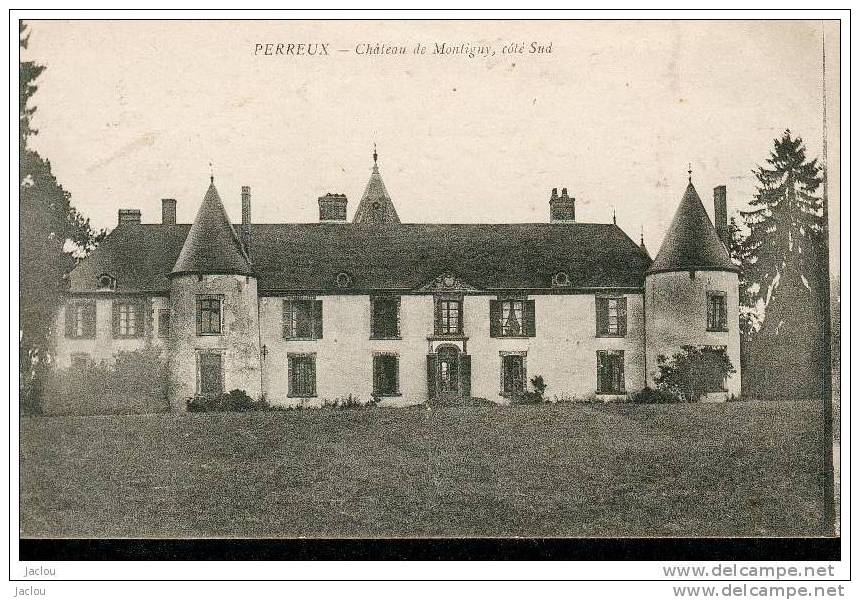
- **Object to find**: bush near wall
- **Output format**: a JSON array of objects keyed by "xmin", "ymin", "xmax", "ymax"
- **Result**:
[
  {"xmin": 42, "ymin": 347, "xmax": 169, "ymax": 415},
  {"xmin": 186, "ymin": 389, "xmax": 269, "ymax": 413}
]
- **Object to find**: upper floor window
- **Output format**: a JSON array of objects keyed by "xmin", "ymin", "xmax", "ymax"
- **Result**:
[
  {"xmin": 596, "ymin": 296, "xmax": 627, "ymax": 337},
  {"xmin": 597, "ymin": 350, "xmax": 625, "ymax": 394},
  {"xmin": 706, "ymin": 292, "xmax": 728, "ymax": 332},
  {"xmin": 196, "ymin": 295, "xmax": 222, "ymax": 336},
  {"xmin": 490, "ymin": 299, "xmax": 536, "ymax": 337},
  {"xmin": 158, "ymin": 309, "xmax": 170, "ymax": 338},
  {"xmin": 283, "ymin": 298, "xmax": 323, "ymax": 339},
  {"xmin": 435, "ymin": 297, "xmax": 463, "ymax": 335},
  {"xmin": 65, "ymin": 301, "xmax": 96, "ymax": 339},
  {"xmin": 112, "ymin": 300, "xmax": 143, "ymax": 338},
  {"xmin": 371, "ymin": 296, "xmax": 400, "ymax": 339}
]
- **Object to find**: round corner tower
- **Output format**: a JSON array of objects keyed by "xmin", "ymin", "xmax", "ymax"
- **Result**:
[
  {"xmin": 166, "ymin": 178, "xmax": 262, "ymax": 410},
  {"xmin": 644, "ymin": 179, "xmax": 741, "ymax": 398}
]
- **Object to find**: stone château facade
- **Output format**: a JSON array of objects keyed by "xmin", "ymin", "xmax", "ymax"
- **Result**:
[{"xmin": 54, "ymin": 152, "xmax": 741, "ymax": 409}]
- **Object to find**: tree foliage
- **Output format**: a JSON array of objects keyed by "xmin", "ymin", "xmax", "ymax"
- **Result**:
[
  {"xmin": 19, "ymin": 23, "xmax": 105, "ymax": 412},
  {"xmin": 654, "ymin": 346, "xmax": 736, "ymax": 403}
]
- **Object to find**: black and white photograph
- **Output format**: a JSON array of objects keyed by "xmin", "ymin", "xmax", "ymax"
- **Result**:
[{"xmin": 10, "ymin": 10, "xmax": 849, "ymax": 587}]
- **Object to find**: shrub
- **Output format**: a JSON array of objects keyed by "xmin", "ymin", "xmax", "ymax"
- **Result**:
[
  {"xmin": 186, "ymin": 389, "xmax": 269, "ymax": 413},
  {"xmin": 630, "ymin": 386, "xmax": 682, "ymax": 404},
  {"xmin": 323, "ymin": 394, "xmax": 379, "ymax": 410},
  {"xmin": 42, "ymin": 347, "xmax": 169, "ymax": 415},
  {"xmin": 653, "ymin": 345, "xmax": 737, "ymax": 402},
  {"xmin": 511, "ymin": 375, "xmax": 548, "ymax": 405}
]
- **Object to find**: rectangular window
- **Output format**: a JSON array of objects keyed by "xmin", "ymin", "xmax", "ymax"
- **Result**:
[
  {"xmin": 371, "ymin": 296, "xmax": 401, "ymax": 339},
  {"xmin": 283, "ymin": 299, "xmax": 323, "ymax": 339},
  {"xmin": 596, "ymin": 296, "xmax": 627, "ymax": 337},
  {"xmin": 288, "ymin": 354, "xmax": 317, "ymax": 397},
  {"xmin": 65, "ymin": 301, "xmax": 96, "ymax": 339},
  {"xmin": 501, "ymin": 300, "xmax": 524, "ymax": 336},
  {"xmin": 197, "ymin": 351, "xmax": 224, "ymax": 396},
  {"xmin": 490, "ymin": 299, "xmax": 536, "ymax": 337},
  {"xmin": 70, "ymin": 353, "xmax": 90, "ymax": 370},
  {"xmin": 196, "ymin": 296, "xmax": 222, "ymax": 335},
  {"xmin": 597, "ymin": 350, "xmax": 625, "ymax": 394},
  {"xmin": 435, "ymin": 298, "xmax": 463, "ymax": 335},
  {"xmin": 373, "ymin": 354, "xmax": 400, "ymax": 396},
  {"xmin": 500, "ymin": 353, "xmax": 527, "ymax": 396},
  {"xmin": 702, "ymin": 346, "xmax": 729, "ymax": 392},
  {"xmin": 112, "ymin": 301, "xmax": 143, "ymax": 338},
  {"xmin": 706, "ymin": 292, "xmax": 728, "ymax": 331},
  {"xmin": 158, "ymin": 309, "xmax": 170, "ymax": 338}
]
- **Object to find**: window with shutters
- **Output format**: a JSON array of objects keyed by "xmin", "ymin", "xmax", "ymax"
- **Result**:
[
  {"xmin": 371, "ymin": 296, "xmax": 400, "ymax": 339},
  {"xmin": 283, "ymin": 298, "xmax": 323, "ymax": 339},
  {"xmin": 196, "ymin": 350, "xmax": 224, "ymax": 396},
  {"xmin": 288, "ymin": 353, "xmax": 316, "ymax": 397},
  {"xmin": 196, "ymin": 295, "xmax": 222, "ymax": 335},
  {"xmin": 490, "ymin": 298, "xmax": 535, "ymax": 338},
  {"xmin": 596, "ymin": 296, "xmax": 627, "ymax": 337},
  {"xmin": 158, "ymin": 309, "xmax": 170, "ymax": 338},
  {"xmin": 373, "ymin": 353, "xmax": 399, "ymax": 396},
  {"xmin": 112, "ymin": 300, "xmax": 143, "ymax": 338},
  {"xmin": 435, "ymin": 297, "xmax": 463, "ymax": 335},
  {"xmin": 500, "ymin": 352, "xmax": 527, "ymax": 396},
  {"xmin": 706, "ymin": 292, "xmax": 728, "ymax": 332},
  {"xmin": 596, "ymin": 350, "xmax": 625, "ymax": 394},
  {"xmin": 65, "ymin": 301, "xmax": 96, "ymax": 339}
]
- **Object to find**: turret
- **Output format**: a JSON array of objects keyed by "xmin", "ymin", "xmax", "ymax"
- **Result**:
[
  {"xmin": 166, "ymin": 177, "xmax": 262, "ymax": 409},
  {"xmin": 644, "ymin": 170, "xmax": 740, "ymax": 398},
  {"xmin": 352, "ymin": 145, "xmax": 401, "ymax": 224}
]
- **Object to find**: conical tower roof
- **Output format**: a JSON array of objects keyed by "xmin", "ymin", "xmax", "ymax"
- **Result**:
[
  {"xmin": 171, "ymin": 179, "xmax": 254, "ymax": 276},
  {"xmin": 647, "ymin": 181, "xmax": 737, "ymax": 274},
  {"xmin": 352, "ymin": 147, "xmax": 401, "ymax": 224}
]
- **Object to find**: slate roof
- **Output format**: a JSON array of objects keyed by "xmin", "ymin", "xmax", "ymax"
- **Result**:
[
  {"xmin": 171, "ymin": 181, "xmax": 253, "ymax": 276},
  {"xmin": 351, "ymin": 161, "xmax": 401, "ymax": 224},
  {"xmin": 647, "ymin": 182, "xmax": 737, "ymax": 274},
  {"xmin": 67, "ymin": 222, "xmax": 651, "ymax": 293}
]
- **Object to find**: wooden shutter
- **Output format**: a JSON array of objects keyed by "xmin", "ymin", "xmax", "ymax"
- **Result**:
[
  {"xmin": 618, "ymin": 297, "xmax": 627, "ymax": 337},
  {"xmin": 135, "ymin": 302, "xmax": 145, "ymax": 337},
  {"xmin": 65, "ymin": 304, "xmax": 75, "ymax": 337},
  {"xmin": 456, "ymin": 300, "xmax": 464, "ymax": 334},
  {"xmin": 524, "ymin": 299, "xmax": 536, "ymax": 337},
  {"xmin": 313, "ymin": 300, "xmax": 324, "ymax": 339},
  {"xmin": 433, "ymin": 299, "xmax": 441, "ymax": 335},
  {"xmin": 595, "ymin": 297, "xmax": 608, "ymax": 336},
  {"xmin": 617, "ymin": 351, "xmax": 625, "ymax": 393},
  {"xmin": 706, "ymin": 295, "xmax": 714, "ymax": 329},
  {"xmin": 282, "ymin": 300, "xmax": 291, "ymax": 338},
  {"xmin": 460, "ymin": 354, "xmax": 472, "ymax": 398},
  {"xmin": 112, "ymin": 301, "xmax": 120, "ymax": 337},
  {"xmin": 489, "ymin": 300, "xmax": 501, "ymax": 337},
  {"xmin": 426, "ymin": 354, "xmax": 437, "ymax": 400},
  {"xmin": 719, "ymin": 296, "xmax": 727, "ymax": 330},
  {"xmin": 310, "ymin": 357, "xmax": 317, "ymax": 396},
  {"xmin": 84, "ymin": 302, "xmax": 97, "ymax": 338}
]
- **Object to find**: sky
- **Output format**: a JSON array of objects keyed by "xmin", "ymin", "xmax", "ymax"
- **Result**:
[{"xmin": 23, "ymin": 20, "xmax": 840, "ymax": 267}]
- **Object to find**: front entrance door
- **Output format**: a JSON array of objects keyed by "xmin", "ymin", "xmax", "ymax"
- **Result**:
[{"xmin": 437, "ymin": 346, "xmax": 460, "ymax": 400}]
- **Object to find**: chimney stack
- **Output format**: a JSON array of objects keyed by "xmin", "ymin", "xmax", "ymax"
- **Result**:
[
  {"xmin": 318, "ymin": 193, "xmax": 348, "ymax": 222},
  {"xmin": 118, "ymin": 209, "xmax": 141, "ymax": 226},
  {"xmin": 549, "ymin": 187, "xmax": 575, "ymax": 222},
  {"xmin": 241, "ymin": 186, "xmax": 251, "ymax": 252},
  {"xmin": 161, "ymin": 198, "xmax": 177, "ymax": 225},
  {"xmin": 713, "ymin": 185, "xmax": 728, "ymax": 248}
]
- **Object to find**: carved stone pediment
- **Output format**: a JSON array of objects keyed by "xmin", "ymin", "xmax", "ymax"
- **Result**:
[{"xmin": 415, "ymin": 272, "xmax": 480, "ymax": 293}]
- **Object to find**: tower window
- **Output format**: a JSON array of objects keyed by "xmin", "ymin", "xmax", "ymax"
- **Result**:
[
  {"xmin": 197, "ymin": 350, "xmax": 224, "ymax": 396},
  {"xmin": 196, "ymin": 295, "xmax": 223, "ymax": 335},
  {"xmin": 596, "ymin": 296, "xmax": 627, "ymax": 337},
  {"xmin": 706, "ymin": 292, "xmax": 728, "ymax": 332}
]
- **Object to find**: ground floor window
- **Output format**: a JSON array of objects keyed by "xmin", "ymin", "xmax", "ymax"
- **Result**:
[
  {"xmin": 70, "ymin": 353, "xmax": 90, "ymax": 370},
  {"xmin": 701, "ymin": 346, "xmax": 729, "ymax": 392},
  {"xmin": 158, "ymin": 309, "xmax": 170, "ymax": 337},
  {"xmin": 288, "ymin": 353, "xmax": 317, "ymax": 397},
  {"xmin": 373, "ymin": 354, "xmax": 399, "ymax": 396},
  {"xmin": 500, "ymin": 352, "xmax": 527, "ymax": 396},
  {"xmin": 597, "ymin": 350, "xmax": 625, "ymax": 394},
  {"xmin": 197, "ymin": 351, "xmax": 224, "ymax": 396}
]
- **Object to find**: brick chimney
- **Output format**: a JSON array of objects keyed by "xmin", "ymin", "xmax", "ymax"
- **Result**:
[
  {"xmin": 161, "ymin": 198, "xmax": 177, "ymax": 225},
  {"xmin": 318, "ymin": 193, "xmax": 348, "ymax": 222},
  {"xmin": 713, "ymin": 185, "xmax": 728, "ymax": 248},
  {"xmin": 241, "ymin": 186, "xmax": 251, "ymax": 252},
  {"xmin": 549, "ymin": 187, "xmax": 575, "ymax": 222},
  {"xmin": 117, "ymin": 209, "xmax": 141, "ymax": 226}
]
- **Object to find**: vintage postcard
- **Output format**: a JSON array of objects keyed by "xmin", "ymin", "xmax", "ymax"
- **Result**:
[{"xmin": 13, "ymin": 14, "xmax": 845, "ymax": 577}]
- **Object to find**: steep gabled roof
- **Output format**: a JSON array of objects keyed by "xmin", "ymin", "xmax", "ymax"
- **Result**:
[
  {"xmin": 352, "ymin": 155, "xmax": 401, "ymax": 224},
  {"xmin": 68, "ymin": 222, "xmax": 651, "ymax": 293},
  {"xmin": 647, "ymin": 182, "xmax": 737, "ymax": 274},
  {"xmin": 170, "ymin": 180, "xmax": 253, "ymax": 276}
]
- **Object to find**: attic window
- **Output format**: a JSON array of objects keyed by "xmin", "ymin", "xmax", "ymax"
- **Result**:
[
  {"xmin": 97, "ymin": 273, "xmax": 116, "ymax": 291},
  {"xmin": 335, "ymin": 272, "xmax": 352, "ymax": 288},
  {"xmin": 552, "ymin": 271, "xmax": 570, "ymax": 287}
]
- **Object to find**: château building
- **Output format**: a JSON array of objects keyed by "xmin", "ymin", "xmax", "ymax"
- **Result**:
[{"xmin": 54, "ymin": 151, "xmax": 741, "ymax": 409}]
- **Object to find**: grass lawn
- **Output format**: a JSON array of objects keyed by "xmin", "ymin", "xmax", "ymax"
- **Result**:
[{"xmin": 20, "ymin": 400, "xmax": 831, "ymax": 538}]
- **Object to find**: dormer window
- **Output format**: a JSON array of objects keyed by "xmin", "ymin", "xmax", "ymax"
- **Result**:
[
  {"xmin": 552, "ymin": 271, "xmax": 570, "ymax": 287},
  {"xmin": 335, "ymin": 272, "xmax": 352, "ymax": 288},
  {"xmin": 97, "ymin": 273, "xmax": 116, "ymax": 291}
]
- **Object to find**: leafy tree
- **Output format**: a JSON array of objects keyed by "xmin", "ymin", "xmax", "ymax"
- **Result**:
[
  {"xmin": 654, "ymin": 346, "xmax": 736, "ymax": 403},
  {"xmin": 739, "ymin": 130, "xmax": 825, "ymax": 399},
  {"xmin": 19, "ymin": 23, "xmax": 104, "ymax": 413}
]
